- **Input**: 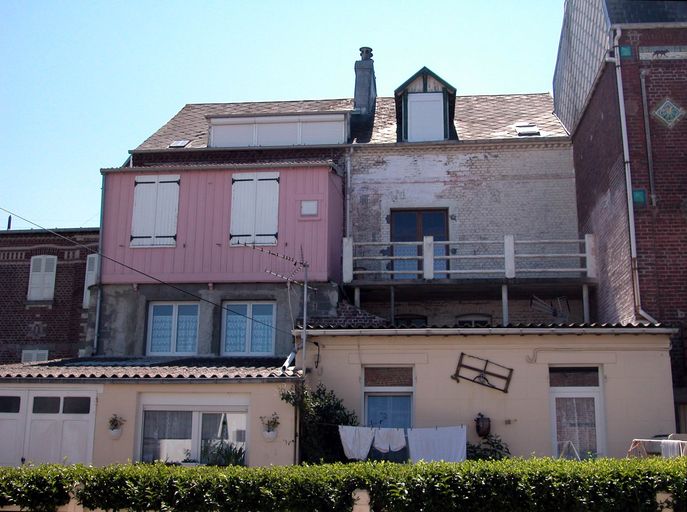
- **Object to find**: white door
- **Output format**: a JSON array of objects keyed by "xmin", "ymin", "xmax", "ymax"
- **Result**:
[{"xmin": 0, "ymin": 391, "xmax": 28, "ymax": 466}]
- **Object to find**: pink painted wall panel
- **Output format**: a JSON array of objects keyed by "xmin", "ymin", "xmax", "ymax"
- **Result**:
[{"xmin": 101, "ymin": 167, "xmax": 342, "ymax": 284}]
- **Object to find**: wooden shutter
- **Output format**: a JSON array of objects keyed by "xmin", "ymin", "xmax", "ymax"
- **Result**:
[
  {"xmin": 27, "ymin": 255, "xmax": 57, "ymax": 300},
  {"xmin": 131, "ymin": 175, "xmax": 179, "ymax": 247},
  {"xmin": 230, "ymin": 173, "xmax": 258, "ymax": 245},
  {"xmin": 254, "ymin": 173, "xmax": 279, "ymax": 245},
  {"xmin": 82, "ymin": 254, "xmax": 99, "ymax": 308}
]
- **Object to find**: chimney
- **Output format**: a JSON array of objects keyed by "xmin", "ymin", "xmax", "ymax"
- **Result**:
[{"xmin": 354, "ymin": 47, "xmax": 376, "ymax": 116}]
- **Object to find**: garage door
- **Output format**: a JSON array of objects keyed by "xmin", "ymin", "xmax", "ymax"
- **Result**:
[{"xmin": 0, "ymin": 389, "xmax": 96, "ymax": 466}]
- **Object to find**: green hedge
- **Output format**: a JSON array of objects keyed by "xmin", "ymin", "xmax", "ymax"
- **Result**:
[{"xmin": 0, "ymin": 458, "xmax": 685, "ymax": 512}]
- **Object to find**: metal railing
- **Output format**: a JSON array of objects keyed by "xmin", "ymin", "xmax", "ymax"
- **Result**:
[{"xmin": 342, "ymin": 234, "xmax": 597, "ymax": 283}]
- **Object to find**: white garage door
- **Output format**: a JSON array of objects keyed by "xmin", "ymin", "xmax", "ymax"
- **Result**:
[{"xmin": 0, "ymin": 389, "xmax": 96, "ymax": 466}]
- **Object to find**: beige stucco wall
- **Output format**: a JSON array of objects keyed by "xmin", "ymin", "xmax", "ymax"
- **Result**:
[
  {"xmin": 305, "ymin": 332, "xmax": 674, "ymax": 458},
  {"xmin": 92, "ymin": 381, "xmax": 297, "ymax": 467}
]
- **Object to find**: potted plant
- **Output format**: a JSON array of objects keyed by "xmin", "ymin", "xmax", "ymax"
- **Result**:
[
  {"xmin": 260, "ymin": 412, "xmax": 280, "ymax": 441},
  {"xmin": 108, "ymin": 414, "xmax": 126, "ymax": 439}
]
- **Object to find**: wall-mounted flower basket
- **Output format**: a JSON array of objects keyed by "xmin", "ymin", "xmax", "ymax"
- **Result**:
[
  {"xmin": 108, "ymin": 414, "xmax": 126, "ymax": 440},
  {"xmin": 108, "ymin": 428, "xmax": 122, "ymax": 440},
  {"xmin": 262, "ymin": 429, "xmax": 278, "ymax": 442},
  {"xmin": 260, "ymin": 412, "xmax": 280, "ymax": 442}
]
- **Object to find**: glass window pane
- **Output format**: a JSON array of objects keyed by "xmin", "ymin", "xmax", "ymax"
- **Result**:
[
  {"xmin": 150, "ymin": 305, "xmax": 173, "ymax": 353},
  {"xmin": 555, "ymin": 397, "xmax": 597, "ymax": 459},
  {"xmin": 63, "ymin": 397, "xmax": 90, "ymax": 414},
  {"xmin": 367, "ymin": 395, "xmax": 411, "ymax": 429},
  {"xmin": 391, "ymin": 212, "xmax": 418, "ymax": 242},
  {"xmin": 0, "ymin": 396, "xmax": 21, "ymax": 413},
  {"xmin": 33, "ymin": 396, "xmax": 60, "ymax": 414},
  {"xmin": 421, "ymin": 211, "xmax": 447, "ymax": 240},
  {"xmin": 550, "ymin": 367, "xmax": 599, "ymax": 387},
  {"xmin": 142, "ymin": 411, "xmax": 192, "ymax": 463},
  {"xmin": 176, "ymin": 305, "xmax": 198, "ymax": 353},
  {"xmin": 225, "ymin": 305, "xmax": 248, "ymax": 353},
  {"xmin": 251, "ymin": 304, "xmax": 274, "ymax": 353},
  {"xmin": 200, "ymin": 412, "xmax": 246, "ymax": 465}
]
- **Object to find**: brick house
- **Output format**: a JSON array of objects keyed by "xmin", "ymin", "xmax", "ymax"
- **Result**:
[
  {"xmin": 553, "ymin": 0, "xmax": 687, "ymax": 428},
  {"xmin": 0, "ymin": 227, "xmax": 99, "ymax": 363}
]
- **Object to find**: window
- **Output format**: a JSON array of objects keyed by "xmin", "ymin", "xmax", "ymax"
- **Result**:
[
  {"xmin": 364, "ymin": 367, "xmax": 413, "ymax": 429},
  {"xmin": 82, "ymin": 254, "xmax": 99, "ymax": 308},
  {"xmin": 394, "ymin": 314, "xmax": 427, "ymax": 327},
  {"xmin": 550, "ymin": 367, "xmax": 605, "ymax": 459},
  {"xmin": 21, "ymin": 350, "xmax": 49, "ymax": 363},
  {"xmin": 139, "ymin": 394, "xmax": 248, "ymax": 464},
  {"xmin": 27, "ymin": 255, "xmax": 57, "ymax": 301},
  {"xmin": 456, "ymin": 314, "xmax": 492, "ymax": 327},
  {"xmin": 300, "ymin": 200, "xmax": 318, "ymax": 217},
  {"xmin": 147, "ymin": 303, "xmax": 199, "ymax": 355},
  {"xmin": 130, "ymin": 175, "xmax": 180, "ymax": 247},
  {"xmin": 222, "ymin": 302, "xmax": 275, "ymax": 355},
  {"xmin": 230, "ymin": 172, "xmax": 279, "ymax": 246},
  {"xmin": 406, "ymin": 92, "xmax": 446, "ymax": 142},
  {"xmin": 391, "ymin": 209, "xmax": 448, "ymax": 279}
]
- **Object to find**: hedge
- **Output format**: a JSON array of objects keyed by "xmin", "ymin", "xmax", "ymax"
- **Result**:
[{"xmin": 0, "ymin": 458, "xmax": 685, "ymax": 512}]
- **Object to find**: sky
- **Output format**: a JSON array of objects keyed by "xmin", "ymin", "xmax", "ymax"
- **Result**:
[{"xmin": 0, "ymin": 0, "xmax": 565, "ymax": 231}]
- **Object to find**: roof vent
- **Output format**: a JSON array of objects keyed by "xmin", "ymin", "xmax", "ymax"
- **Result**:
[
  {"xmin": 515, "ymin": 123, "xmax": 540, "ymax": 136},
  {"xmin": 169, "ymin": 139, "xmax": 190, "ymax": 148}
]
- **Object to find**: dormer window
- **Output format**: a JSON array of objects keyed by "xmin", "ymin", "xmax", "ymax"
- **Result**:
[
  {"xmin": 208, "ymin": 113, "xmax": 349, "ymax": 148},
  {"xmin": 395, "ymin": 67, "xmax": 457, "ymax": 143}
]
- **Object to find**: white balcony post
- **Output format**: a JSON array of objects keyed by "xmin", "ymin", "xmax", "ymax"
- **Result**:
[
  {"xmin": 343, "ymin": 237, "xmax": 353, "ymax": 283},
  {"xmin": 504, "ymin": 235, "xmax": 515, "ymax": 278},
  {"xmin": 423, "ymin": 236, "xmax": 434, "ymax": 280},
  {"xmin": 585, "ymin": 234, "xmax": 597, "ymax": 278}
]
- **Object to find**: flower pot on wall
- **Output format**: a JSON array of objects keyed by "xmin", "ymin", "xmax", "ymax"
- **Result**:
[
  {"xmin": 262, "ymin": 430, "xmax": 278, "ymax": 442},
  {"xmin": 108, "ymin": 428, "xmax": 122, "ymax": 440},
  {"xmin": 475, "ymin": 413, "xmax": 491, "ymax": 438}
]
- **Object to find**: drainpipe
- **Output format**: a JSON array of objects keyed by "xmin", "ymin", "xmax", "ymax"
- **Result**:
[
  {"xmin": 92, "ymin": 173, "xmax": 107, "ymax": 355},
  {"xmin": 639, "ymin": 70, "xmax": 657, "ymax": 207},
  {"xmin": 610, "ymin": 27, "xmax": 658, "ymax": 324},
  {"xmin": 346, "ymin": 147, "xmax": 353, "ymax": 237}
]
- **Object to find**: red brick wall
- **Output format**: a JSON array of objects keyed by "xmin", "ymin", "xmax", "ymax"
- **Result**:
[
  {"xmin": 619, "ymin": 28, "xmax": 687, "ymax": 390},
  {"xmin": 572, "ymin": 63, "xmax": 635, "ymax": 325},
  {"xmin": 0, "ymin": 230, "xmax": 99, "ymax": 363}
]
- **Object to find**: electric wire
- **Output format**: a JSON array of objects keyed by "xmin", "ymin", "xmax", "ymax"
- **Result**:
[{"xmin": 0, "ymin": 206, "xmax": 297, "ymax": 337}]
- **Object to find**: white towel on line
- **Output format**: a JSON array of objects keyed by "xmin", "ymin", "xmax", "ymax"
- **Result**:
[
  {"xmin": 339, "ymin": 425, "xmax": 375, "ymax": 460},
  {"xmin": 373, "ymin": 428, "xmax": 407, "ymax": 453},
  {"xmin": 407, "ymin": 426, "xmax": 467, "ymax": 463},
  {"xmin": 660, "ymin": 440, "xmax": 683, "ymax": 458}
]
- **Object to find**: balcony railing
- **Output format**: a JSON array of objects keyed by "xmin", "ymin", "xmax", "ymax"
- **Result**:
[{"xmin": 342, "ymin": 234, "xmax": 597, "ymax": 283}]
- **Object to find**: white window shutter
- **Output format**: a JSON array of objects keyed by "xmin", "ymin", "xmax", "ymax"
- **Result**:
[
  {"xmin": 82, "ymin": 254, "xmax": 99, "ymax": 308},
  {"xmin": 131, "ymin": 177, "xmax": 158, "ymax": 246},
  {"xmin": 28, "ymin": 255, "xmax": 57, "ymax": 301},
  {"xmin": 254, "ymin": 173, "xmax": 279, "ymax": 245},
  {"xmin": 407, "ymin": 92, "xmax": 445, "ymax": 142},
  {"xmin": 153, "ymin": 178, "xmax": 180, "ymax": 246},
  {"xmin": 230, "ymin": 173, "xmax": 258, "ymax": 245}
]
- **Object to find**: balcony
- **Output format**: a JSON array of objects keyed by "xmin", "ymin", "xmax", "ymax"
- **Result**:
[{"xmin": 343, "ymin": 234, "xmax": 597, "ymax": 283}]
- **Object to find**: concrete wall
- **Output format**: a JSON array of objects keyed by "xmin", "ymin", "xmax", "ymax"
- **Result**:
[
  {"xmin": 97, "ymin": 282, "xmax": 338, "ymax": 357},
  {"xmin": 91, "ymin": 381, "xmax": 296, "ymax": 467},
  {"xmin": 306, "ymin": 332, "xmax": 675, "ymax": 458}
]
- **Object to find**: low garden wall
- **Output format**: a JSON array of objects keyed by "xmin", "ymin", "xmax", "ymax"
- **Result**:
[{"xmin": 1, "ymin": 459, "xmax": 685, "ymax": 512}]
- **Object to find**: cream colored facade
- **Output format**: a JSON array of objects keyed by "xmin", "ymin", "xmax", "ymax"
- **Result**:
[{"xmin": 303, "ymin": 329, "xmax": 675, "ymax": 458}]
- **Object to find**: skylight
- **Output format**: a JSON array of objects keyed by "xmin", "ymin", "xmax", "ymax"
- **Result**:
[
  {"xmin": 515, "ymin": 123, "xmax": 540, "ymax": 136},
  {"xmin": 169, "ymin": 139, "xmax": 190, "ymax": 148}
]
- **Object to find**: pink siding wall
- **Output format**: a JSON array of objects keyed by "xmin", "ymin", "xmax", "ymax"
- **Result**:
[{"xmin": 101, "ymin": 167, "xmax": 342, "ymax": 284}]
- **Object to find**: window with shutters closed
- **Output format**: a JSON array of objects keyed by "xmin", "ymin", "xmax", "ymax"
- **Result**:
[
  {"xmin": 229, "ymin": 172, "xmax": 279, "ymax": 246},
  {"xmin": 130, "ymin": 175, "xmax": 180, "ymax": 247},
  {"xmin": 27, "ymin": 255, "xmax": 57, "ymax": 301},
  {"xmin": 82, "ymin": 254, "xmax": 99, "ymax": 308}
]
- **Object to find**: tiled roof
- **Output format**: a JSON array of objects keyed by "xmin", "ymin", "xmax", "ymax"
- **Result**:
[
  {"xmin": 135, "ymin": 94, "xmax": 567, "ymax": 151},
  {"xmin": 137, "ymin": 99, "xmax": 354, "ymax": 151},
  {"xmin": 0, "ymin": 357, "xmax": 300, "ymax": 381}
]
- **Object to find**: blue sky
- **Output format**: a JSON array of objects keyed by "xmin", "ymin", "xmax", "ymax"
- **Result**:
[{"xmin": 0, "ymin": 0, "xmax": 565, "ymax": 230}]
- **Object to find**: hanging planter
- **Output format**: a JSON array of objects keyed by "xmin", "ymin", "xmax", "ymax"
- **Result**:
[
  {"xmin": 475, "ymin": 413, "xmax": 491, "ymax": 438},
  {"xmin": 108, "ymin": 414, "xmax": 126, "ymax": 440},
  {"xmin": 108, "ymin": 428, "xmax": 122, "ymax": 440},
  {"xmin": 260, "ymin": 412, "xmax": 280, "ymax": 442}
]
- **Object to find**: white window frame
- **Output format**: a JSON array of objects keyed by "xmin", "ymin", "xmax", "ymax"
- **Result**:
[
  {"xmin": 549, "ymin": 366, "xmax": 606, "ymax": 458},
  {"xmin": 221, "ymin": 302, "xmax": 276, "ymax": 356},
  {"xmin": 21, "ymin": 350, "xmax": 49, "ymax": 363},
  {"xmin": 82, "ymin": 254, "xmax": 99, "ymax": 309},
  {"xmin": 362, "ymin": 367, "xmax": 414, "ymax": 429},
  {"xmin": 146, "ymin": 302, "xmax": 199, "ymax": 356},
  {"xmin": 27, "ymin": 255, "xmax": 57, "ymax": 301},
  {"xmin": 229, "ymin": 172, "xmax": 279, "ymax": 246},
  {"xmin": 130, "ymin": 175, "xmax": 180, "ymax": 248},
  {"xmin": 137, "ymin": 393, "xmax": 249, "ymax": 464}
]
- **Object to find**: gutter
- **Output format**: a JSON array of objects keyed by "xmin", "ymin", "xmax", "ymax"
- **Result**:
[
  {"xmin": 293, "ymin": 326, "xmax": 676, "ymax": 337},
  {"xmin": 610, "ymin": 27, "xmax": 658, "ymax": 325}
]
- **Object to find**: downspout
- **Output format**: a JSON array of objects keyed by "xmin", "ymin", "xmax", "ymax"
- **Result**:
[
  {"xmin": 346, "ymin": 147, "xmax": 353, "ymax": 237},
  {"xmin": 639, "ymin": 70, "xmax": 657, "ymax": 207},
  {"xmin": 92, "ymin": 173, "xmax": 106, "ymax": 355},
  {"xmin": 610, "ymin": 27, "xmax": 658, "ymax": 324}
]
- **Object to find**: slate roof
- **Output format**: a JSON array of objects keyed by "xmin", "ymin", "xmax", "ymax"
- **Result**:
[
  {"xmin": 0, "ymin": 357, "xmax": 300, "ymax": 382},
  {"xmin": 605, "ymin": 0, "xmax": 687, "ymax": 24},
  {"xmin": 135, "ymin": 94, "xmax": 567, "ymax": 151}
]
